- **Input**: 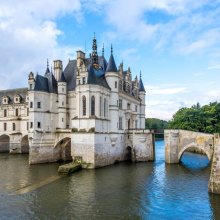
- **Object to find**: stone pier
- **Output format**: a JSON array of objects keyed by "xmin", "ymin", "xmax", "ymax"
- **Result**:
[{"xmin": 209, "ymin": 134, "xmax": 220, "ymax": 194}]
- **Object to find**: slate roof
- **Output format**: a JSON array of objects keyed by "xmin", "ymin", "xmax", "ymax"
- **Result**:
[
  {"xmin": 87, "ymin": 65, "xmax": 111, "ymax": 90},
  {"xmin": 0, "ymin": 87, "xmax": 28, "ymax": 104},
  {"xmin": 106, "ymin": 54, "xmax": 117, "ymax": 72},
  {"xmin": 139, "ymin": 77, "xmax": 146, "ymax": 92},
  {"xmin": 45, "ymin": 71, "xmax": 58, "ymax": 93},
  {"xmin": 34, "ymin": 74, "xmax": 50, "ymax": 93},
  {"xmin": 59, "ymin": 72, "xmax": 66, "ymax": 83},
  {"xmin": 63, "ymin": 60, "xmax": 77, "ymax": 91}
]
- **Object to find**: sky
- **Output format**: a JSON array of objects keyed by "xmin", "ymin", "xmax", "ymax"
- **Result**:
[{"xmin": 0, "ymin": 0, "xmax": 220, "ymax": 120}]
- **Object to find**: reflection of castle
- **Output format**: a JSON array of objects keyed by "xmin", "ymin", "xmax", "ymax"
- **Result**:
[{"xmin": 0, "ymin": 36, "xmax": 154, "ymax": 168}]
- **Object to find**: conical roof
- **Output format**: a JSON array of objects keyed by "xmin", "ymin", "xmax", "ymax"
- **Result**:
[{"xmin": 106, "ymin": 54, "xmax": 117, "ymax": 72}]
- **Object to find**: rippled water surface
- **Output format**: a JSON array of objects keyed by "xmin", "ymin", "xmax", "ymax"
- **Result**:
[{"xmin": 0, "ymin": 140, "xmax": 220, "ymax": 219}]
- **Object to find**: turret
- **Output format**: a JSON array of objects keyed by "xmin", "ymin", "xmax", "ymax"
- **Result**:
[
  {"xmin": 28, "ymin": 72, "xmax": 35, "ymax": 91},
  {"xmin": 105, "ymin": 45, "xmax": 119, "ymax": 132},
  {"xmin": 58, "ymin": 72, "xmax": 67, "ymax": 129},
  {"xmin": 138, "ymin": 72, "xmax": 146, "ymax": 129},
  {"xmin": 53, "ymin": 60, "xmax": 63, "ymax": 81}
]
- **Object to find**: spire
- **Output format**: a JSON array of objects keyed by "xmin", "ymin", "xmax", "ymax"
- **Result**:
[
  {"xmin": 139, "ymin": 71, "xmax": 146, "ymax": 92},
  {"xmin": 45, "ymin": 59, "xmax": 50, "ymax": 75},
  {"xmin": 106, "ymin": 45, "xmax": 117, "ymax": 72},
  {"xmin": 102, "ymin": 43, "xmax": 104, "ymax": 57},
  {"xmin": 91, "ymin": 33, "xmax": 98, "ymax": 67}
]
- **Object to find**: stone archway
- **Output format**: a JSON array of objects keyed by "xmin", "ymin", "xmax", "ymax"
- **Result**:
[
  {"xmin": 178, "ymin": 145, "xmax": 211, "ymax": 163},
  {"xmin": 21, "ymin": 135, "xmax": 29, "ymax": 153},
  {"xmin": 0, "ymin": 134, "xmax": 10, "ymax": 153},
  {"xmin": 125, "ymin": 146, "xmax": 132, "ymax": 161},
  {"xmin": 54, "ymin": 137, "xmax": 72, "ymax": 162}
]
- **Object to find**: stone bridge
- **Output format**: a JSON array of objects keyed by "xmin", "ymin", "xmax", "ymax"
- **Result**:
[{"xmin": 165, "ymin": 130, "xmax": 220, "ymax": 194}]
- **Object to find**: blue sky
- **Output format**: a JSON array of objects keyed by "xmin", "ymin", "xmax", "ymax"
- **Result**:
[{"xmin": 0, "ymin": 0, "xmax": 220, "ymax": 120}]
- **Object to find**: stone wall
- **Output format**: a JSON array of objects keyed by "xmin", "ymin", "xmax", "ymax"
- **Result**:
[{"xmin": 209, "ymin": 134, "xmax": 220, "ymax": 194}]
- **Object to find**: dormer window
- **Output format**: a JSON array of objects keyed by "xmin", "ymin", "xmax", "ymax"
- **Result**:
[
  {"xmin": 2, "ymin": 96, "xmax": 9, "ymax": 105},
  {"xmin": 14, "ymin": 95, "xmax": 21, "ymax": 104}
]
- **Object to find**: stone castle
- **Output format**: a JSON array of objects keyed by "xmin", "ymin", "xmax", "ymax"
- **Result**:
[{"xmin": 0, "ymin": 36, "xmax": 155, "ymax": 168}]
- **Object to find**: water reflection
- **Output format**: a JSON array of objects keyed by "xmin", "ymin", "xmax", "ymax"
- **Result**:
[{"xmin": 0, "ymin": 140, "xmax": 220, "ymax": 219}]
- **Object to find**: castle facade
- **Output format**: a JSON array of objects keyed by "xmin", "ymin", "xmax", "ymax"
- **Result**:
[{"xmin": 0, "ymin": 37, "xmax": 154, "ymax": 168}]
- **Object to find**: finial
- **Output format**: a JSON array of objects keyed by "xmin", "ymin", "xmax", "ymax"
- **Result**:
[
  {"xmin": 47, "ymin": 59, "xmax": 49, "ymax": 68},
  {"xmin": 102, "ymin": 43, "xmax": 104, "ymax": 57},
  {"xmin": 111, "ymin": 44, "xmax": 113, "ymax": 55}
]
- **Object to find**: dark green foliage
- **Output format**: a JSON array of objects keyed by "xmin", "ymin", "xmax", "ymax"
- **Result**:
[
  {"xmin": 145, "ymin": 118, "xmax": 168, "ymax": 129},
  {"xmin": 168, "ymin": 102, "xmax": 220, "ymax": 133}
]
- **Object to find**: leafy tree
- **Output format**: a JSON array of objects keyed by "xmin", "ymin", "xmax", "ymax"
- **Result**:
[{"xmin": 168, "ymin": 102, "xmax": 220, "ymax": 133}]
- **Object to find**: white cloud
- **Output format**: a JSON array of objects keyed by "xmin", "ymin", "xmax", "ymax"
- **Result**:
[
  {"xmin": 0, "ymin": 0, "xmax": 82, "ymax": 89},
  {"xmin": 146, "ymin": 84, "xmax": 188, "ymax": 95},
  {"xmin": 208, "ymin": 64, "xmax": 220, "ymax": 70},
  {"xmin": 145, "ymin": 83, "xmax": 220, "ymax": 120}
]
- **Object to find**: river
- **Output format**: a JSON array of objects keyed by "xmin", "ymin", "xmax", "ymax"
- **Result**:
[{"xmin": 0, "ymin": 140, "xmax": 220, "ymax": 220}]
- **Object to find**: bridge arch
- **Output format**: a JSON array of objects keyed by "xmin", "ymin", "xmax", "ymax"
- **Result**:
[
  {"xmin": 178, "ymin": 143, "xmax": 212, "ymax": 162},
  {"xmin": 0, "ymin": 134, "xmax": 10, "ymax": 152},
  {"xmin": 54, "ymin": 137, "xmax": 72, "ymax": 162},
  {"xmin": 21, "ymin": 135, "xmax": 29, "ymax": 153}
]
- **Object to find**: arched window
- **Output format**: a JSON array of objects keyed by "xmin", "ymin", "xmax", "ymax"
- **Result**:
[
  {"xmin": 100, "ymin": 96, "xmax": 102, "ymax": 117},
  {"xmin": 82, "ymin": 96, "xmax": 86, "ymax": 116},
  {"xmin": 104, "ymin": 98, "xmax": 106, "ymax": 117},
  {"xmin": 91, "ymin": 96, "xmax": 95, "ymax": 116}
]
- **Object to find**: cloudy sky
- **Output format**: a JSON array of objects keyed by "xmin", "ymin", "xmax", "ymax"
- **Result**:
[{"xmin": 0, "ymin": 0, "xmax": 220, "ymax": 120}]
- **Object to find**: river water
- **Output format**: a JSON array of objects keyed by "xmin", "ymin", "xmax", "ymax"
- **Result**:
[{"xmin": 0, "ymin": 140, "xmax": 220, "ymax": 220}]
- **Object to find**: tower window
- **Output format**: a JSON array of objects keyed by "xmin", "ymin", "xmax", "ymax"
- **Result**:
[
  {"xmin": 4, "ymin": 123, "xmax": 7, "ymax": 131},
  {"xmin": 13, "ymin": 123, "xmax": 16, "ymax": 131},
  {"xmin": 99, "ymin": 97, "xmax": 102, "ymax": 117},
  {"xmin": 119, "ymin": 117, "xmax": 123, "ymax": 130},
  {"xmin": 119, "ymin": 99, "xmax": 122, "ymax": 109},
  {"xmin": 4, "ymin": 109, "xmax": 7, "ymax": 117},
  {"xmin": 37, "ymin": 122, "xmax": 41, "ymax": 128},
  {"xmin": 91, "ymin": 96, "xmax": 95, "ymax": 116},
  {"xmin": 82, "ymin": 96, "xmax": 86, "ymax": 116},
  {"xmin": 127, "ymin": 103, "xmax": 130, "ymax": 110},
  {"xmin": 37, "ymin": 102, "xmax": 41, "ymax": 108},
  {"xmin": 104, "ymin": 98, "xmax": 106, "ymax": 117},
  {"xmin": 15, "ymin": 109, "xmax": 18, "ymax": 116}
]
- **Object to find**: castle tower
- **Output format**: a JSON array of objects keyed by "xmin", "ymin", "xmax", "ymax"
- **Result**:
[
  {"xmin": 138, "ymin": 72, "xmax": 146, "ymax": 129},
  {"xmin": 54, "ymin": 60, "xmax": 63, "ymax": 81},
  {"xmin": 28, "ymin": 72, "xmax": 35, "ymax": 91},
  {"xmin": 58, "ymin": 72, "xmax": 67, "ymax": 129},
  {"xmin": 105, "ymin": 45, "xmax": 119, "ymax": 132}
]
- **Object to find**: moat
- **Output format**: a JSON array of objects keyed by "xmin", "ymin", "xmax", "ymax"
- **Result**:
[{"xmin": 0, "ymin": 140, "xmax": 220, "ymax": 219}]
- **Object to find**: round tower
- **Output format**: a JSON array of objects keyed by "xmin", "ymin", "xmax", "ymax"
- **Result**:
[
  {"xmin": 105, "ymin": 45, "xmax": 119, "ymax": 132},
  {"xmin": 58, "ymin": 72, "xmax": 67, "ymax": 129},
  {"xmin": 138, "ymin": 72, "xmax": 146, "ymax": 129}
]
